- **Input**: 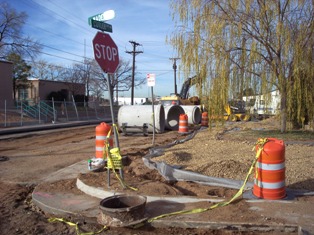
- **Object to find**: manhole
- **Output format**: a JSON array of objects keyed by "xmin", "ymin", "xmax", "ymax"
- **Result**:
[
  {"xmin": 98, "ymin": 194, "xmax": 147, "ymax": 227},
  {"xmin": 0, "ymin": 156, "xmax": 9, "ymax": 162}
]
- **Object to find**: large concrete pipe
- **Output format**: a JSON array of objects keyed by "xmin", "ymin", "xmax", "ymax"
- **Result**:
[
  {"xmin": 164, "ymin": 105, "xmax": 185, "ymax": 130},
  {"xmin": 117, "ymin": 104, "xmax": 165, "ymax": 134},
  {"xmin": 181, "ymin": 105, "xmax": 202, "ymax": 125}
]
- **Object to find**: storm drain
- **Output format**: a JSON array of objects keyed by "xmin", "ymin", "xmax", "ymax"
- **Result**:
[{"xmin": 98, "ymin": 194, "xmax": 147, "ymax": 227}]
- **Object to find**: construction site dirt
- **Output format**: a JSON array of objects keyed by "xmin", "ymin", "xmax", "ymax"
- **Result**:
[{"xmin": 0, "ymin": 117, "xmax": 313, "ymax": 235}]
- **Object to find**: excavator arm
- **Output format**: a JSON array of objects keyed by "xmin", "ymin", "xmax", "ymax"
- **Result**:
[
  {"xmin": 160, "ymin": 75, "xmax": 200, "ymax": 106},
  {"xmin": 179, "ymin": 76, "xmax": 197, "ymax": 100}
]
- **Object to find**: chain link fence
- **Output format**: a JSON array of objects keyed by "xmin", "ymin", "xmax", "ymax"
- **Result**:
[{"xmin": 0, "ymin": 99, "xmax": 119, "ymax": 128}]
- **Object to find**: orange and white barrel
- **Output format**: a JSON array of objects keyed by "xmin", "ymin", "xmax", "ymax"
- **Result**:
[
  {"xmin": 95, "ymin": 122, "xmax": 113, "ymax": 158},
  {"xmin": 253, "ymin": 138, "xmax": 286, "ymax": 200},
  {"xmin": 178, "ymin": 114, "xmax": 189, "ymax": 134},
  {"xmin": 201, "ymin": 112, "xmax": 208, "ymax": 127}
]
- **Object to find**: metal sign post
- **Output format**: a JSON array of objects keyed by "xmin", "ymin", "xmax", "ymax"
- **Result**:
[
  {"xmin": 106, "ymin": 74, "xmax": 119, "ymax": 148},
  {"xmin": 147, "ymin": 74, "xmax": 156, "ymax": 146},
  {"xmin": 106, "ymin": 73, "xmax": 124, "ymax": 184}
]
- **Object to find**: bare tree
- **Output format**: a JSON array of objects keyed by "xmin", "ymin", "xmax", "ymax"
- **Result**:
[
  {"xmin": 0, "ymin": 2, "xmax": 41, "ymax": 59},
  {"xmin": 55, "ymin": 58, "xmax": 145, "ymax": 103},
  {"xmin": 30, "ymin": 60, "xmax": 65, "ymax": 80},
  {"xmin": 59, "ymin": 65, "xmax": 85, "ymax": 98},
  {"xmin": 169, "ymin": 0, "xmax": 314, "ymax": 132},
  {"xmin": 91, "ymin": 59, "xmax": 146, "ymax": 102}
]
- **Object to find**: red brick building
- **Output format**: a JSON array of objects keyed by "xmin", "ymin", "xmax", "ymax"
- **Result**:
[
  {"xmin": 19, "ymin": 79, "xmax": 85, "ymax": 103},
  {"xmin": 0, "ymin": 60, "xmax": 14, "ymax": 109}
]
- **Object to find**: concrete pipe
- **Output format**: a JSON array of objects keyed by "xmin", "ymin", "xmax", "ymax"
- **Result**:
[
  {"xmin": 117, "ymin": 104, "xmax": 165, "ymax": 134},
  {"xmin": 181, "ymin": 105, "xmax": 202, "ymax": 125},
  {"xmin": 164, "ymin": 105, "xmax": 185, "ymax": 130}
]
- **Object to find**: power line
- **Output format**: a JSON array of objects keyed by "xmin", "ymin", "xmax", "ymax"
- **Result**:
[
  {"xmin": 27, "ymin": 0, "xmax": 92, "ymax": 35},
  {"xmin": 7, "ymin": 1, "xmax": 176, "ymax": 74},
  {"xmin": 27, "ymin": 23, "xmax": 92, "ymax": 49}
]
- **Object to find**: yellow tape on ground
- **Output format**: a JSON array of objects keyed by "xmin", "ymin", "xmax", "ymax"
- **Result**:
[
  {"xmin": 48, "ymin": 217, "xmax": 107, "ymax": 235},
  {"xmin": 140, "ymin": 138, "xmax": 268, "ymax": 226}
]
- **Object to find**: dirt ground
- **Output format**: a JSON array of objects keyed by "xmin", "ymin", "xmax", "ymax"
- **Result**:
[{"xmin": 0, "ymin": 117, "xmax": 313, "ymax": 235}]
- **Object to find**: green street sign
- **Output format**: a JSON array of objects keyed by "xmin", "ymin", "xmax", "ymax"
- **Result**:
[
  {"xmin": 88, "ymin": 10, "xmax": 114, "ymax": 25},
  {"xmin": 88, "ymin": 13, "xmax": 105, "ymax": 25},
  {"xmin": 91, "ymin": 20, "xmax": 113, "ymax": 33}
]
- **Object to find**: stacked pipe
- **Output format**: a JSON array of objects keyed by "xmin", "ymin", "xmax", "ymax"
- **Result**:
[{"xmin": 117, "ymin": 104, "xmax": 203, "ymax": 134}]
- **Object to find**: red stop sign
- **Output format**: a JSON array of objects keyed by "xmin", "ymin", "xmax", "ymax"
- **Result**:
[{"xmin": 93, "ymin": 32, "xmax": 119, "ymax": 74}]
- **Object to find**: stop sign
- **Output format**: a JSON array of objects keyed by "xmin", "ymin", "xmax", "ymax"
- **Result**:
[{"xmin": 93, "ymin": 32, "xmax": 119, "ymax": 73}]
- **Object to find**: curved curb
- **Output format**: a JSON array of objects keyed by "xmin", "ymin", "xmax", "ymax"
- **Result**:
[{"xmin": 76, "ymin": 178, "xmax": 224, "ymax": 203}]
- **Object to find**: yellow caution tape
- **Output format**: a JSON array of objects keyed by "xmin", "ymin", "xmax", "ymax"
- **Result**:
[
  {"xmin": 104, "ymin": 127, "xmax": 138, "ymax": 191},
  {"xmin": 135, "ymin": 138, "xmax": 268, "ymax": 227},
  {"xmin": 106, "ymin": 147, "xmax": 138, "ymax": 191},
  {"xmin": 107, "ymin": 148, "xmax": 123, "ymax": 169},
  {"xmin": 48, "ymin": 217, "xmax": 107, "ymax": 235},
  {"xmin": 253, "ymin": 138, "xmax": 268, "ymax": 180}
]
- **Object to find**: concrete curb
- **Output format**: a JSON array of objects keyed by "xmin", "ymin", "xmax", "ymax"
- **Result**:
[
  {"xmin": 76, "ymin": 178, "xmax": 224, "ymax": 204},
  {"xmin": 0, "ymin": 119, "xmax": 110, "ymax": 136}
]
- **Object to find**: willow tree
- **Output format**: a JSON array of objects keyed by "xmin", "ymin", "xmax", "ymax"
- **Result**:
[{"xmin": 168, "ymin": 0, "xmax": 314, "ymax": 132}]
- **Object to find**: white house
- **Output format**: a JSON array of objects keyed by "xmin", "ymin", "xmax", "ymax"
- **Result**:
[
  {"xmin": 114, "ymin": 97, "xmax": 148, "ymax": 105},
  {"xmin": 243, "ymin": 90, "xmax": 280, "ymax": 116}
]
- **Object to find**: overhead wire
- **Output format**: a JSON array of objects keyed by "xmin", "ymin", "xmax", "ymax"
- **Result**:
[
  {"xmin": 14, "ymin": 0, "xmax": 177, "ymax": 75},
  {"xmin": 27, "ymin": 0, "xmax": 92, "ymax": 35}
]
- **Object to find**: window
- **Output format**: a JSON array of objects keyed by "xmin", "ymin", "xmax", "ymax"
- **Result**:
[{"xmin": 18, "ymin": 88, "xmax": 28, "ymax": 100}]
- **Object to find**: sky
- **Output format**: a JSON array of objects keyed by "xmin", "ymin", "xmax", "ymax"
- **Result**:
[{"xmin": 7, "ymin": 0, "xmax": 189, "ymax": 98}]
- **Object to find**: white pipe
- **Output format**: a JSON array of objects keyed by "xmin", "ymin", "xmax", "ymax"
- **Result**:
[
  {"xmin": 181, "ymin": 105, "xmax": 202, "ymax": 125},
  {"xmin": 117, "ymin": 104, "xmax": 165, "ymax": 133},
  {"xmin": 164, "ymin": 105, "xmax": 185, "ymax": 130}
]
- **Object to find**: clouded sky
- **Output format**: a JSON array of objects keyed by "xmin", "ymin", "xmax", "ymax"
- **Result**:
[{"xmin": 7, "ymin": 0, "xmax": 188, "ymax": 98}]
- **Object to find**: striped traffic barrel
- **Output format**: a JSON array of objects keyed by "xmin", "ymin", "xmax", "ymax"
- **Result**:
[
  {"xmin": 201, "ymin": 112, "xmax": 208, "ymax": 127},
  {"xmin": 178, "ymin": 114, "xmax": 189, "ymax": 134},
  {"xmin": 253, "ymin": 138, "xmax": 286, "ymax": 200},
  {"xmin": 95, "ymin": 122, "xmax": 113, "ymax": 158}
]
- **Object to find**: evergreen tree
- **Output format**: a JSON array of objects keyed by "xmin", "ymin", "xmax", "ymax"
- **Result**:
[{"xmin": 7, "ymin": 53, "xmax": 31, "ymax": 101}]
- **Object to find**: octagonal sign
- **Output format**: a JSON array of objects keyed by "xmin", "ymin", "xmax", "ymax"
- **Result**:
[{"xmin": 93, "ymin": 32, "xmax": 119, "ymax": 73}]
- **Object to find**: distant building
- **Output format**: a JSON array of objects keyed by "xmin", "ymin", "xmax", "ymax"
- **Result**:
[
  {"xmin": 243, "ymin": 90, "xmax": 280, "ymax": 116},
  {"xmin": 0, "ymin": 60, "xmax": 14, "ymax": 109},
  {"xmin": 114, "ymin": 97, "xmax": 148, "ymax": 105},
  {"xmin": 16, "ymin": 79, "xmax": 85, "ymax": 104}
]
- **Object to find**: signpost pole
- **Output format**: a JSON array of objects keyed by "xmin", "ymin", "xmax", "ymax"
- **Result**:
[
  {"xmin": 106, "ymin": 74, "xmax": 119, "ymax": 148},
  {"xmin": 106, "ymin": 73, "xmax": 123, "ymax": 183},
  {"xmin": 151, "ymin": 86, "xmax": 155, "ymax": 146},
  {"xmin": 147, "ymin": 73, "xmax": 156, "ymax": 146}
]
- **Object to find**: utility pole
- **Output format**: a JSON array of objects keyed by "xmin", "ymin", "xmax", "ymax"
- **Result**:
[
  {"xmin": 126, "ymin": 41, "xmax": 143, "ymax": 105},
  {"xmin": 170, "ymin": 57, "xmax": 180, "ymax": 94}
]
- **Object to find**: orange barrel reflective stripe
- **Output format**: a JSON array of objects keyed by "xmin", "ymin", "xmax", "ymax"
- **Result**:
[
  {"xmin": 178, "ymin": 114, "xmax": 189, "ymax": 134},
  {"xmin": 201, "ymin": 112, "xmax": 208, "ymax": 127},
  {"xmin": 253, "ymin": 138, "xmax": 286, "ymax": 199},
  {"xmin": 95, "ymin": 122, "xmax": 113, "ymax": 158}
]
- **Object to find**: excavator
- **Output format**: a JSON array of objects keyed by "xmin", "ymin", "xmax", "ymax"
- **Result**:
[
  {"xmin": 159, "ymin": 76, "xmax": 200, "ymax": 106},
  {"xmin": 160, "ymin": 76, "xmax": 250, "ymax": 121}
]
